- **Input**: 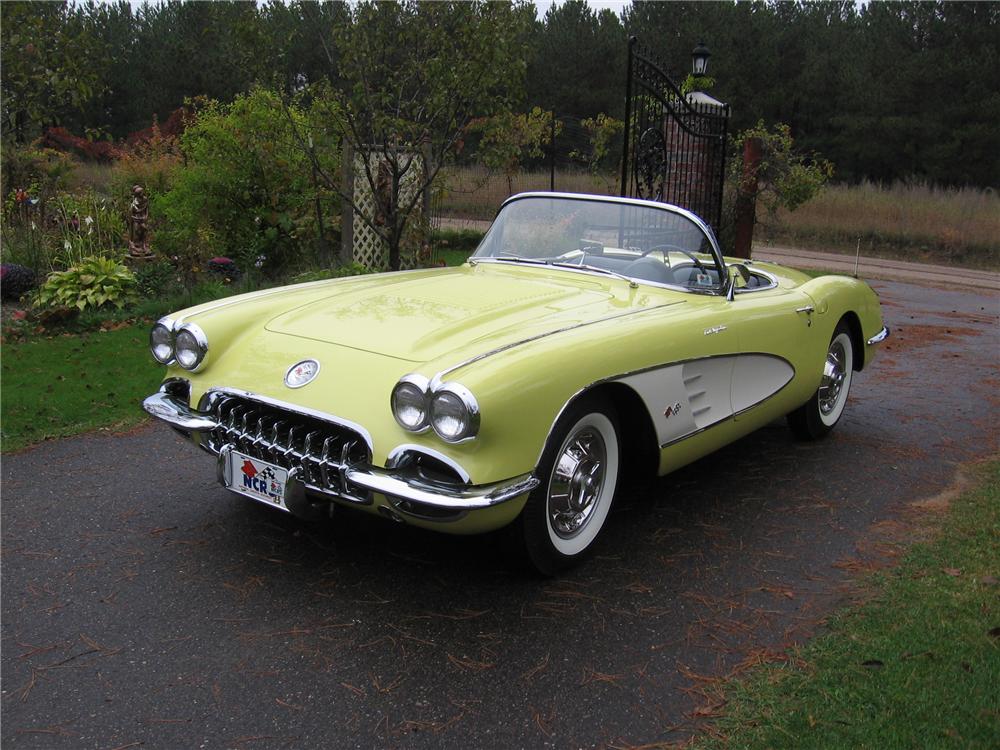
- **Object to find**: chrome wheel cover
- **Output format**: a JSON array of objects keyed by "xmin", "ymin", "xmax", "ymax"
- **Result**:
[
  {"xmin": 547, "ymin": 427, "xmax": 607, "ymax": 539},
  {"xmin": 818, "ymin": 339, "xmax": 848, "ymax": 415}
]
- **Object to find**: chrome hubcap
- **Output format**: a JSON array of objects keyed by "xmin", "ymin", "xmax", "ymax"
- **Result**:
[
  {"xmin": 548, "ymin": 427, "xmax": 606, "ymax": 538},
  {"xmin": 818, "ymin": 340, "xmax": 847, "ymax": 415}
]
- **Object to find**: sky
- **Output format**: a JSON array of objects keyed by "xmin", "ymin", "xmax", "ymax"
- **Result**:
[
  {"xmin": 108, "ymin": 0, "xmax": 635, "ymax": 15},
  {"xmin": 533, "ymin": 0, "xmax": 631, "ymax": 16}
]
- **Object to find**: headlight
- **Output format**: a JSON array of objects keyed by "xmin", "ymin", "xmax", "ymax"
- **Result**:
[
  {"xmin": 391, "ymin": 374, "xmax": 430, "ymax": 431},
  {"xmin": 149, "ymin": 318, "xmax": 175, "ymax": 364},
  {"xmin": 174, "ymin": 323, "xmax": 208, "ymax": 370},
  {"xmin": 430, "ymin": 382, "xmax": 480, "ymax": 443}
]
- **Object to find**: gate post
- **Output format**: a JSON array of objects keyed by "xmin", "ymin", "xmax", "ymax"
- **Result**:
[
  {"xmin": 619, "ymin": 38, "xmax": 729, "ymax": 229},
  {"xmin": 733, "ymin": 136, "xmax": 762, "ymax": 260},
  {"xmin": 619, "ymin": 36, "xmax": 637, "ymax": 197}
]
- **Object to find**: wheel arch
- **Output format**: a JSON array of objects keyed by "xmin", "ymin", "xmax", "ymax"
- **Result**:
[
  {"xmin": 547, "ymin": 381, "xmax": 659, "ymax": 480},
  {"xmin": 839, "ymin": 311, "xmax": 865, "ymax": 371}
]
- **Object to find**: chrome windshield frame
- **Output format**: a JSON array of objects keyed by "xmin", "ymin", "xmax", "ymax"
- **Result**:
[{"xmin": 472, "ymin": 192, "xmax": 730, "ymax": 296}]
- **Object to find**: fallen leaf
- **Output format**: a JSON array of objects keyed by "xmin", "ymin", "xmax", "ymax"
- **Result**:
[
  {"xmin": 942, "ymin": 568, "xmax": 961, "ymax": 577},
  {"xmin": 980, "ymin": 575, "xmax": 998, "ymax": 586},
  {"xmin": 988, "ymin": 627, "xmax": 1000, "ymax": 639},
  {"xmin": 861, "ymin": 659, "xmax": 884, "ymax": 668}
]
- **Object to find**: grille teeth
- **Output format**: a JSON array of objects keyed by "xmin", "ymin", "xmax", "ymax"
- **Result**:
[{"xmin": 208, "ymin": 395, "xmax": 370, "ymax": 501}]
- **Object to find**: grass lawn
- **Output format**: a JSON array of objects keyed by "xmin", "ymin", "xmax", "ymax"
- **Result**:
[
  {"xmin": 1, "ymin": 325, "xmax": 164, "ymax": 452},
  {"xmin": 695, "ymin": 461, "xmax": 1000, "ymax": 749}
]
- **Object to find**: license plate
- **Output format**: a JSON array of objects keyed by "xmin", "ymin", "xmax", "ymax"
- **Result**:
[{"xmin": 224, "ymin": 450, "xmax": 290, "ymax": 512}]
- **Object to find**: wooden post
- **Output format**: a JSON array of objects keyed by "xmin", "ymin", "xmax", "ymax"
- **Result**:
[
  {"xmin": 549, "ymin": 110, "xmax": 556, "ymax": 192},
  {"xmin": 340, "ymin": 142, "xmax": 355, "ymax": 265},
  {"xmin": 732, "ymin": 136, "xmax": 762, "ymax": 260}
]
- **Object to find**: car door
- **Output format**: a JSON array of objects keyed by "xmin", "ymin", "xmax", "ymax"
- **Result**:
[
  {"xmin": 727, "ymin": 277, "xmax": 819, "ymax": 428},
  {"xmin": 616, "ymin": 298, "xmax": 742, "ymax": 449}
]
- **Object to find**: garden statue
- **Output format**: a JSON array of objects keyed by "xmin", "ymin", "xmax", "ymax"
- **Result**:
[{"xmin": 128, "ymin": 184, "xmax": 153, "ymax": 258}]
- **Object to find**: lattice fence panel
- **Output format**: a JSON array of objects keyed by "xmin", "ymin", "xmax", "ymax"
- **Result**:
[{"xmin": 351, "ymin": 151, "xmax": 425, "ymax": 271}]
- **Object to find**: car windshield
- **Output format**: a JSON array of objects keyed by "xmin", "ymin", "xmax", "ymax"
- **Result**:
[{"xmin": 471, "ymin": 194, "xmax": 724, "ymax": 291}]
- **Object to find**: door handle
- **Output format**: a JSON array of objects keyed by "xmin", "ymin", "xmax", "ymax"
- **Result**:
[{"xmin": 795, "ymin": 305, "xmax": 814, "ymax": 326}]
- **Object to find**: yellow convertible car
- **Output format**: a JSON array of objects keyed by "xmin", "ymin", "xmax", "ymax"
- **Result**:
[{"xmin": 143, "ymin": 193, "xmax": 888, "ymax": 573}]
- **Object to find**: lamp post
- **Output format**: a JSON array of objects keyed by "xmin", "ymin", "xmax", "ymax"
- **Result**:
[{"xmin": 691, "ymin": 41, "xmax": 711, "ymax": 79}]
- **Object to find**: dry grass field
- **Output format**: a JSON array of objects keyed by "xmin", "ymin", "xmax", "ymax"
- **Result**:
[
  {"xmin": 433, "ymin": 165, "xmax": 618, "ymax": 219},
  {"xmin": 435, "ymin": 168, "xmax": 999, "ymax": 269},
  {"xmin": 761, "ymin": 181, "xmax": 999, "ymax": 269}
]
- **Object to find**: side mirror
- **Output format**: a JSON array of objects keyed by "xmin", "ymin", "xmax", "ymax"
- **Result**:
[
  {"xmin": 726, "ymin": 263, "xmax": 751, "ymax": 300},
  {"xmin": 730, "ymin": 263, "xmax": 751, "ymax": 284}
]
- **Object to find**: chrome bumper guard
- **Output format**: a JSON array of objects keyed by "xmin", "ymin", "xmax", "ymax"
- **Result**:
[
  {"xmin": 866, "ymin": 326, "xmax": 890, "ymax": 346},
  {"xmin": 142, "ymin": 384, "xmax": 537, "ymax": 512}
]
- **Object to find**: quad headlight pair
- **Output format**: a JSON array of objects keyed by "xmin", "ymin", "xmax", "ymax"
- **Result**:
[
  {"xmin": 391, "ymin": 374, "xmax": 480, "ymax": 443},
  {"xmin": 149, "ymin": 318, "xmax": 208, "ymax": 371}
]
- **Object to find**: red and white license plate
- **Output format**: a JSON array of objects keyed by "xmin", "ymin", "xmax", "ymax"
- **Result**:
[{"xmin": 224, "ymin": 450, "xmax": 289, "ymax": 512}]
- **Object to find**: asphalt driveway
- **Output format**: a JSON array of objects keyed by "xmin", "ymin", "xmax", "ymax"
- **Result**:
[{"xmin": 2, "ymin": 279, "xmax": 997, "ymax": 749}]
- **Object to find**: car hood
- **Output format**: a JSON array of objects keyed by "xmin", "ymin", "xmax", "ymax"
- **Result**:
[{"xmin": 264, "ymin": 264, "xmax": 682, "ymax": 363}]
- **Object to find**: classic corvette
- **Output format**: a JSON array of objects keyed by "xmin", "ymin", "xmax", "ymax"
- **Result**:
[{"xmin": 143, "ymin": 192, "xmax": 888, "ymax": 573}]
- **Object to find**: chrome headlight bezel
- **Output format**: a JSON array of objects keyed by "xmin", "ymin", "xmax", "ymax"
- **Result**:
[
  {"xmin": 149, "ymin": 317, "xmax": 176, "ymax": 365},
  {"xmin": 174, "ymin": 323, "xmax": 208, "ymax": 371},
  {"xmin": 429, "ymin": 381, "xmax": 480, "ymax": 443},
  {"xmin": 391, "ymin": 374, "xmax": 431, "ymax": 432}
]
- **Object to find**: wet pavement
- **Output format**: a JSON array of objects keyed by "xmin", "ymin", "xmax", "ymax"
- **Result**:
[{"xmin": 2, "ymin": 279, "xmax": 998, "ymax": 749}]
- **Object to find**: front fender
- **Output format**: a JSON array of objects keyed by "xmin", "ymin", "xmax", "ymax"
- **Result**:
[
  {"xmin": 799, "ymin": 275, "xmax": 885, "ymax": 369},
  {"xmin": 420, "ymin": 298, "xmax": 739, "ymax": 484}
]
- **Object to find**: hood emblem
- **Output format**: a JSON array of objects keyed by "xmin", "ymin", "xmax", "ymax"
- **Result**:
[{"xmin": 284, "ymin": 359, "xmax": 320, "ymax": 389}]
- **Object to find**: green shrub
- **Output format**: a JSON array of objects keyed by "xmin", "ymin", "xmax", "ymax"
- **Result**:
[
  {"xmin": 288, "ymin": 263, "xmax": 372, "ymax": 283},
  {"xmin": 111, "ymin": 124, "xmax": 182, "ymax": 202},
  {"xmin": 718, "ymin": 121, "xmax": 834, "ymax": 249},
  {"xmin": 1, "ymin": 147, "xmax": 84, "ymax": 273},
  {"xmin": 430, "ymin": 228, "xmax": 484, "ymax": 253},
  {"xmin": 155, "ymin": 88, "xmax": 340, "ymax": 278},
  {"xmin": 34, "ymin": 255, "xmax": 138, "ymax": 312},
  {"xmin": 1, "ymin": 146, "xmax": 77, "ymax": 210},
  {"xmin": 133, "ymin": 259, "xmax": 177, "ymax": 298}
]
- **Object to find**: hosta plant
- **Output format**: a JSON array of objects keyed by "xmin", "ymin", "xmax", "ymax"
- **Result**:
[{"xmin": 34, "ymin": 256, "xmax": 138, "ymax": 312}]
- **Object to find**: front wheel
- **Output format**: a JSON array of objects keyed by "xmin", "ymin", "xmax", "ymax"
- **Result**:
[
  {"xmin": 788, "ymin": 321, "xmax": 854, "ymax": 440},
  {"xmin": 509, "ymin": 397, "xmax": 621, "ymax": 575}
]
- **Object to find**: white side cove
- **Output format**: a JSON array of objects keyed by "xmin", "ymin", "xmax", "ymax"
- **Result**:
[
  {"xmin": 616, "ymin": 355, "xmax": 794, "ymax": 448},
  {"xmin": 731, "ymin": 355, "xmax": 796, "ymax": 414}
]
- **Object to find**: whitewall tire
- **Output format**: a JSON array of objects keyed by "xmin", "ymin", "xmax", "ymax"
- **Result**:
[
  {"xmin": 510, "ymin": 396, "xmax": 621, "ymax": 575},
  {"xmin": 788, "ymin": 321, "xmax": 855, "ymax": 440}
]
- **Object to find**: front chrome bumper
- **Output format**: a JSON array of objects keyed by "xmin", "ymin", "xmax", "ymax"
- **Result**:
[{"xmin": 142, "ymin": 385, "xmax": 537, "ymax": 512}]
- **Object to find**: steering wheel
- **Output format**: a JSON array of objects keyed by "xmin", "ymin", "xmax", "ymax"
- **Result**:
[{"xmin": 638, "ymin": 243, "xmax": 707, "ymax": 271}]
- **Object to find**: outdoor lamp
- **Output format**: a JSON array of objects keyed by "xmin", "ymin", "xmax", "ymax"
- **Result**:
[{"xmin": 691, "ymin": 41, "xmax": 711, "ymax": 77}]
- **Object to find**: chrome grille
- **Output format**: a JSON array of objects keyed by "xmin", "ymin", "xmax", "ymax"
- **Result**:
[{"xmin": 207, "ymin": 394, "xmax": 371, "ymax": 501}]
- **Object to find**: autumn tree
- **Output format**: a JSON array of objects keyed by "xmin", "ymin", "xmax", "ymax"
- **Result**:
[
  {"xmin": 290, "ymin": 0, "xmax": 533, "ymax": 271},
  {"xmin": 471, "ymin": 108, "xmax": 561, "ymax": 194},
  {"xmin": 0, "ymin": 1, "xmax": 108, "ymax": 142}
]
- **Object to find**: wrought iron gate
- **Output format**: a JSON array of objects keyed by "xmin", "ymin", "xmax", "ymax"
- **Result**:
[{"xmin": 620, "ymin": 36, "xmax": 730, "ymax": 231}]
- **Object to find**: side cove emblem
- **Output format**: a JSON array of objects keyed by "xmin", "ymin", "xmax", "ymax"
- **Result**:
[
  {"xmin": 664, "ymin": 401, "xmax": 682, "ymax": 419},
  {"xmin": 284, "ymin": 359, "xmax": 320, "ymax": 389}
]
